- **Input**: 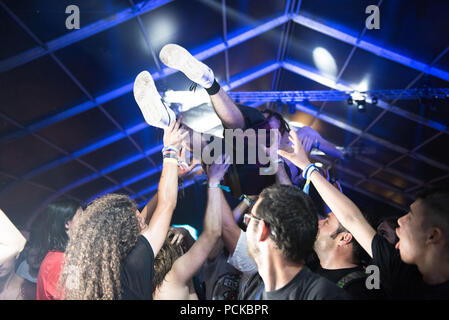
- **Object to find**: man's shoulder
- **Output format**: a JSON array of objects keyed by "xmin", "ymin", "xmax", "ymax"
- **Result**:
[{"xmin": 299, "ymin": 267, "xmax": 351, "ymax": 300}]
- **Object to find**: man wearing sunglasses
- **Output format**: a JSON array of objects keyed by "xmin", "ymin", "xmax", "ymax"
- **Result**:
[{"xmin": 239, "ymin": 184, "xmax": 349, "ymax": 300}]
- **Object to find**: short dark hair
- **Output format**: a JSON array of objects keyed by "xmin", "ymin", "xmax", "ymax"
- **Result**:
[
  {"xmin": 256, "ymin": 184, "xmax": 318, "ymax": 263},
  {"xmin": 415, "ymin": 187, "xmax": 449, "ymax": 245},
  {"xmin": 261, "ymin": 109, "xmax": 290, "ymax": 135},
  {"xmin": 330, "ymin": 220, "xmax": 371, "ymax": 266}
]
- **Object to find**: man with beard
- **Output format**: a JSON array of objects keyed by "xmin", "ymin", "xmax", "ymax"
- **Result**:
[
  {"xmin": 278, "ymin": 129, "xmax": 449, "ymax": 299},
  {"xmin": 239, "ymin": 184, "xmax": 349, "ymax": 300}
]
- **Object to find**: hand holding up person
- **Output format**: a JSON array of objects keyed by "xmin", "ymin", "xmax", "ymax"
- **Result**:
[
  {"xmin": 278, "ymin": 129, "xmax": 376, "ymax": 257},
  {"xmin": 207, "ymin": 154, "xmax": 231, "ymax": 184},
  {"xmin": 163, "ymin": 117, "xmax": 188, "ymax": 152},
  {"xmin": 277, "ymin": 129, "xmax": 312, "ymax": 171},
  {"xmin": 296, "ymin": 126, "xmax": 322, "ymax": 154}
]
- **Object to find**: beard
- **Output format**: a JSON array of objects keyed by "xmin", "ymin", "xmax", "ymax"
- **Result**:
[{"xmin": 246, "ymin": 231, "xmax": 260, "ymax": 261}]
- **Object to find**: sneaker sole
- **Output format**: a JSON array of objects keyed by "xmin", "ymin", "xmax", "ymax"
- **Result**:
[
  {"xmin": 159, "ymin": 44, "xmax": 208, "ymax": 84},
  {"xmin": 133, "ymin": 71, "xmax": 164, "ymax": 127}
]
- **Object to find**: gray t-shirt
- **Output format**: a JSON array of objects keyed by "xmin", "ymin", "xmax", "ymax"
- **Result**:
[{"xmin": 198, "ymin": 250, "xmax": 241, "ymax": 300}]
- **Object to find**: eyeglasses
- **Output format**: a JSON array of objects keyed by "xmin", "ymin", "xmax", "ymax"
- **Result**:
[
  {"xmin": 243, "ymin": 213, "xmax": 277, "ymax": 238},
  {"xmin": 243, "ymin": 213, "xmax": 263, "ymax": 227}
]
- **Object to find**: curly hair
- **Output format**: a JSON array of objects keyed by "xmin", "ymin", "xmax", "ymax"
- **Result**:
[
  {"xmin": 256, "ymin": 184, "xmax": 318, "ymax": 263},
  {"xmin": 152, "ymin": 234, "xmax": 184, "ymax": 294},
  {"xmin": 58, "ymin": 194, "xmax": 140, "ymax": 300}
]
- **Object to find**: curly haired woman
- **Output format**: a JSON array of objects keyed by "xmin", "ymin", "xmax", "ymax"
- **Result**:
[{"xmin": 58, "ymin": 118, "xmax": 188, "ymax": 300}]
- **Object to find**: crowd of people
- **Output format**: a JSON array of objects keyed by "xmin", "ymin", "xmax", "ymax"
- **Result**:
[{"xmin": 1, "ymin": 43, "xmax": 448, "ymax": 300}]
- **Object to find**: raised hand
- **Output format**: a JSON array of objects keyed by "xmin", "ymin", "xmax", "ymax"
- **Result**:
[
  {"xmin": 277, "ymin": 129, "xmax": 312, "ymax": 171},
  {"xmin": 296, "ymin": 126, "xmax": 322, "ymax": 154},
  {"xmin": 207, "ymin": 154, "xmax": 231, "ymax": 184},
  {"xmin": 163, "ymin": 117, "xmax": 189, "ymax": 151}
]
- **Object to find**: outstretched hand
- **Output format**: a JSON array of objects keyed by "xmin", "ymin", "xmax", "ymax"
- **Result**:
[
  {"xmin": 277, "ymin": 129, "xmax": 312, "ymax": 171},
  {"xmin": 296, "ymin": 126, "xmax": 322, "ymax": 154},
  {"xmin": 207, "ymin": 154, "xmax": 231, "ymax": 184},
  {"xmin": 163, "ymin": 118, "xmax": 188, "ymax": 151}
]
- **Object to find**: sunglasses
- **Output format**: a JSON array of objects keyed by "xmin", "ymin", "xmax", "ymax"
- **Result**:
[{"xmin": 243, "ymin": 213, "xmax": 263, "ymax": 227}]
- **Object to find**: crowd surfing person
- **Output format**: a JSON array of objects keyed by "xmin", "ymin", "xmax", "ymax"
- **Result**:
[{"xmin": 1, "ymin": 40, "xmax": 448, "ymax": 301}]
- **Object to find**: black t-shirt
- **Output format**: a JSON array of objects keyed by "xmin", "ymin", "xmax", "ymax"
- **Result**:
[
  {"xmin": 120, "ymin": 235, "xmax": 154, "ymax": 300},
  {"xmin": 371, "ymin": 233, "xmax": 449, "ymax": 299},
  {"xmin": 223, "ymin": 104, "xmax": 275, "ymax": 197},
  {"xmin": 239, "ymin": 266, "xmax": 350, "ymax": 300},
  {"xmin": 316, "ymin": 265, "xmax": 383, "ymax": 300}
]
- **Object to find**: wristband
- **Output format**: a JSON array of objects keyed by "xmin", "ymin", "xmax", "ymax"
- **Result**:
[
  {"xmin": 302, "ymin": 164, "xmax": 318, "ymax": 195},
  {"xmin": 239, "ymin": 194, "xmax": 255, "ymax": 206},
  {"xmin": 163, "ymin": 152, "xmax": 179, "ymax": 160},
  {"xmin": 162, "ymin": 146, "xmax": 179, "ymax": 154},
  {"xmin": 205, "ymin": 79, "xmax": 221, "ymax": 96},
  {"xmin": 162, "ymin": 150, "xmax": 178, "ymax": 155},
  {"xmin": 208, "ymin": 182, "xmax": 231, "ymax": 192}
]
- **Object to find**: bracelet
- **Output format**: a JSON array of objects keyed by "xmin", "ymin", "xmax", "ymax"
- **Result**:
[
  {"xmin": 163, "ymin": 153, "xmax": 178, "ymax": 160},
  {"xmin": 162, "ymin": 146, "xmax": 179, "ymax": 154},
  {"xmin": 302, "ymin": 164, "xmax": 318, "ymax": 195},
  {"xmin": 302, "ymin": 164, "xmax": 318, "ymax": 180},
  {"xmin": 239, "ymin": 194, "xmax": 255, "ymax": 206},
  {"xmin": 208, "ymin": 182, "xmax": 231, "ymax": 192}
]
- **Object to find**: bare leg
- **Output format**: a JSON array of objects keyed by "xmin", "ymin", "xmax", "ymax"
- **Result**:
[
  {"xmin": 159, "ymin": 44, "xmax": 245, "ymax": 129},
  {"xmin": 209, "ymin": 88, "xmax": 245, "ymax": 129}
]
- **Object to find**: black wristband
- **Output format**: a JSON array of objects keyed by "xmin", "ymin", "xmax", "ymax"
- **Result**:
[{"xmin": 205, "ymin": 79, "xmax": 221, "ymax": 96}]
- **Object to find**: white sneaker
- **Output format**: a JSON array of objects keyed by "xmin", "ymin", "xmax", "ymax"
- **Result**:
[
  {"xmin": 159, "ymin": 44, "xmax": 215, "ymax": 89},
  {"xmin": 133, "ymin": 70, "xmax": 176, "ymax": 129}
]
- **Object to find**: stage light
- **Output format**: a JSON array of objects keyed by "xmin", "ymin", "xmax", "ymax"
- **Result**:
[
  {"xmin": 352, "ymin": 78, "xmax": 369, "ymax": 92},
  {"xmin": 350, "ymin": 91, "xmax": 367, "ymax": 112},
  {"xmin": 371, "ymin": 96, "xmax": 378, "ymax": 106},
  {"xmin": 147, "ymin": 14, "xmax": 177, "ymax": 48},
  {"xmin": 357, "ymin": 100, "xmax": 367, "ymax": 112},
  {"xmin": 171, "ymin": 224, "xmax": 199, "ymax": 240},
  {"xmin": 313, "ymin": 47, "xmax": 337, "ymax": 78}
]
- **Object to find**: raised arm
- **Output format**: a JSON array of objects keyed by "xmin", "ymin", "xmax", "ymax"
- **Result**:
[
  {"xmin": 296, "ymin": 126, "xmax": 342, "ymax": 159},
  {"xmin": 222, "ymin": 192, "xmax": 243, "ymax": 254},
  {"xmin": 0, "ymin": 209, "xmax": 26, "ymax": 263},
  {"xmin": 141, "ymin": 194, "xmax": 158, "ymax": 226},
  {"xmin": 170, "ymin": 156, "xmax": 230, "ymax": 284},
  {"xmin": 140, "ymin": 150, "xmax": 201, "ymax": 226},
  {"xmin": 141, "ymin": 119, "xmax": 188, "ymax": 256},
  {"xmin": 278, "ymin": 130, "xmax": 376, "ymax": 257}
]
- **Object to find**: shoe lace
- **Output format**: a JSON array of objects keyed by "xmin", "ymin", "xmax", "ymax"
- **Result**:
[
  {"xmin": 160, "ymin": 97, "xmax": 174, "ymax": 124},
  {"xmin": 189, "ymin": 82, "xmax": 198, "ymax": 92}
]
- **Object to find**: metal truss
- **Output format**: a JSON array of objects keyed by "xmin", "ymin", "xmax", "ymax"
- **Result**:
[
  {"xmin": 228, "ymin": 88, "xmax": 449, "ymax": 103},
  {"xmin": 25, "ymin": 63, "xmax": 278, "ymax": 227},
  {"xmin": 0, "ymin": 14, "xmax": 289, "ymax": 145},
  {"xmin": 1, "ymin": 1, "xmax": 448, "ymax": 224},
  {"xmin": 0, "ymin": 0, "xmax": 174, "ymax": 72}
]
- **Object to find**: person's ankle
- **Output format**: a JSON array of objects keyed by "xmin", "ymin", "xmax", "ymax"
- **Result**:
[{"xmin": 205, "ymin": 79, "xmax": 220, "ymax": 95}]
